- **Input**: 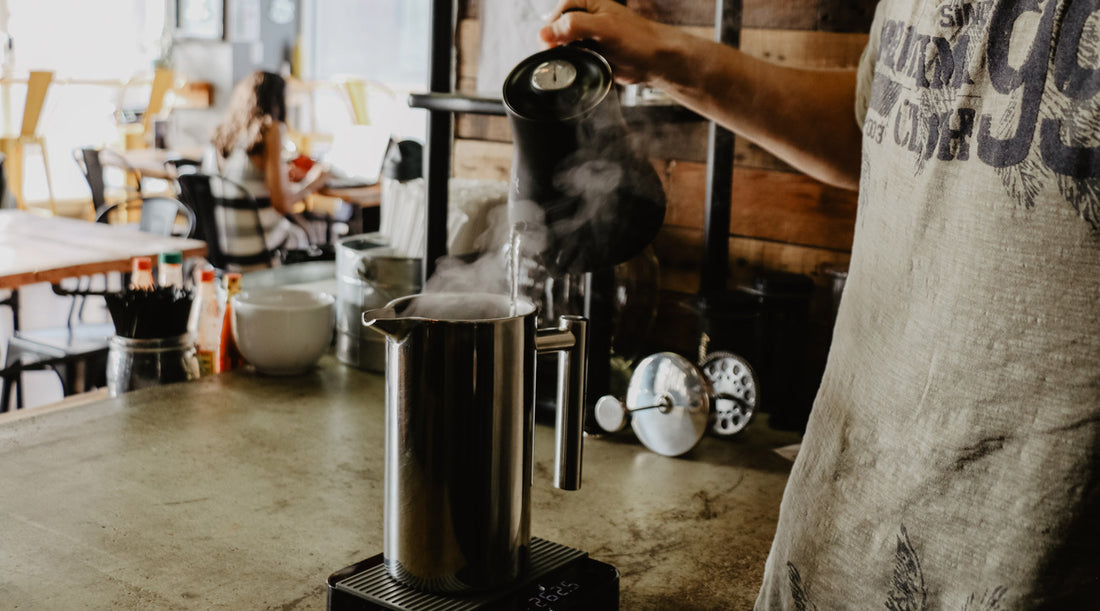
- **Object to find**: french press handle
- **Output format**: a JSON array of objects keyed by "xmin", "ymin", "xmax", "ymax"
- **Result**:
[{"xmin": 534, "ymin": 315, "xmax": 588, "ymax": 490}]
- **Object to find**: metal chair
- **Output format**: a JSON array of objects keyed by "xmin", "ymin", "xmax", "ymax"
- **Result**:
[
  {"xmin": 95, "ymin": 195, "xmax": 196, "ymax": 237},
  {"xmin": 176, "ymin": 173, "xmax": 275, "ymax": 271},
  {"xmin": 73, "ymin": 147, "xmax": 143, "ymax": 220}
]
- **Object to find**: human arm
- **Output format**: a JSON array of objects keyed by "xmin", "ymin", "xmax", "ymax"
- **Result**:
[
  {"xmin": 261, "ymin": 121, "xmax": 331, "ymax": 214},
  {"xmin": 540, "ymin": 0, "xmax": 863, "ymax": 191}
]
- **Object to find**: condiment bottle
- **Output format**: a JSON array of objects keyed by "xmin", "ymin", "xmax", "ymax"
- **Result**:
[
  {"xmin": 130, "ymin": 257, "xmax": 155, "ymax": 290},
  {"xmin": 218, "ymin": 272, "xmax": 246, "ymax": 372},
  {"xmin": 157, "ymin": 251, "xmax": 184, "ymax": 288},
  {"xmin": 189, "ymin": 268, "xmax": 221, "ymax": 376}
]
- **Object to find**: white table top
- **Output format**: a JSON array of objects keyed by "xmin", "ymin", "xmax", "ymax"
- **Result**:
[{"xmin": 0, "ymin": 210, "xmax": 207, "ymax": 289}]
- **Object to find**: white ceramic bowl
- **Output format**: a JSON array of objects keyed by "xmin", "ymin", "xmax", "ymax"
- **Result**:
[{"xmin": 231, "ymin": 288, "xmax": 336, "ymax": 375}]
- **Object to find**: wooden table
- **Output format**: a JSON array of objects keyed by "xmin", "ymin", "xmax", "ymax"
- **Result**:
[
  {"xmin": 116, "ymin": 148, "xmax": 382, "ymax": 209},
  {"xmin": 0, "ymin": 210, "xmax": 207, "ymax": 289},
  {"xmin": 318, "ymin": 182, "xmax": 381, "ymax": 208},
  {"xmin": 116, "ymin": 147, "xmax": 205, "ymax": 181},
  {"xmin": 0, "ymin": 356, "xmax": 800, "ymax": 609},
  {"xmin": 316, "ymin": 183, "xmax": 381, "ymax": 234}
]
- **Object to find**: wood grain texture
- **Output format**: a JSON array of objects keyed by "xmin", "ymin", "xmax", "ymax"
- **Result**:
[
  {"xmin": 453, "ymin": 139, "xmax": 514, "ymax": 182},
  {"xmin": 458, "ymin": 18, "xmax": 481, "ymax": 85},
  {"xmin": 454, "ymin": 0, "xmax": 866, "ymax": 307},
  {"xmin": 0, "ymin": 210, "xmax": 208, "ymax": 290},
  {"xmin": 455, "ymin": 106, "xmax": 798, "ymax": 170},
  {"xmin": 744, "ymin": 0, "xmax": 876, "ymax": 32},
  {"xmin": 458, "ymin": 19, "xmax": 868, "ymax": 86},
  {"xmin": 611, "ymin": 0, "xmax": 875, "ymax": 32},
  {"xmin": 652, "ymin": 227, "xmax": 852, "ymax": 294},
  {"xmin": 741, "ymin": 29, "xmax": 868, "ymax": 68},
  {"xmin": 626, "ymin": 0, "xmax": 717, "ymax": 26},
  {"xmin": 664, "ymin": 161, "xmax": 857, "ymax": 251},
  {"xmin": 449, "ymin": 140, "xmax": 855, "ymax": 251}
]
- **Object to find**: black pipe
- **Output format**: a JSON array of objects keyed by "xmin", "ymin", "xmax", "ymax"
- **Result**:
[
  {"xmin": 423, "ymin": 0, "xmax": 455, "ymax": 283},
  {"xmin": 700, "ymin": 0, "xmax": 742, "ymax": 300},
  {"xmin": 408, "ymin": 93, "xmax": 506, "ymax": 116},
  {"xmin": 583, "ymin": 268, "xmax": 615, "ymax": 434}
]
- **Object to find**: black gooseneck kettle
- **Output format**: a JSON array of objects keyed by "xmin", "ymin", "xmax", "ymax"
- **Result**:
[{"xmin": 503, "ymin": 43, "xmax": 666, "ymax": 274}]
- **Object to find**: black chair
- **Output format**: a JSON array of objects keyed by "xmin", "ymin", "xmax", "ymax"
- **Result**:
[
  {"xmin": 0, "ymin": 152, "xmax": 19, "ymax": 408},
  {"xmin": 0, "ymin": 152, "xmax": 14, "ymax": 324},
  {"xmin": 164, "ymin": 157, "xmax": 202, "ymax": 177},
  {"xmin": 177, "ymin": 173, "xmax": 275, "ymax": 271},
  {"xmin": 0, "ymin": 151, "xmax": 6, "ymax": 208},
  {"xmin": 73, "ymin": 146, "xmax": 142, "ymax": 218},
  {"xmin": 0, "ymin": 197, "xmax": 197, "ymax": 412},
  {"xmin": 0, "ymin": 152, "xmax": 12, "ymax": 328}
]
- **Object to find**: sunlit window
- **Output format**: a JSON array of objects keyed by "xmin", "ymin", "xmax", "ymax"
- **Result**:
[
  {"xmin": 2, "ymin": 0, "xmax": 168, "ymax": 204},
  {"xmin": 300, "ymin": 0, "xmax": 428, "ymax": 142}
]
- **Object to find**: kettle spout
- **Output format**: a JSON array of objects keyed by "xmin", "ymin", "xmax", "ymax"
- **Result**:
[{"xmin": 362, "ymin": 307, "xmax": 407, "ymax": 340}]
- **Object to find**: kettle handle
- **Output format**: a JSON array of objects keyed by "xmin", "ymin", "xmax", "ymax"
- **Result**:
[{"xmin": 535, "ymin": 315, "xmax": 588, "ymax": 491}]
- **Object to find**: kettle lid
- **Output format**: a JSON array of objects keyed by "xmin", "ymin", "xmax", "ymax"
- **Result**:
[{"xmin": 503, "ymin": 45, "xmax": 612, "ymax": 121}]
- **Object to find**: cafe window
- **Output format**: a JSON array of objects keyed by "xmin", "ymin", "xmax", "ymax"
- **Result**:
[
  {"xmin": 299, "ymin": 0, "xmax": 428, "ymax": 141},
  {"xmin": 2, "ymin": 0, "xmax": 169, "ymax": 203}
]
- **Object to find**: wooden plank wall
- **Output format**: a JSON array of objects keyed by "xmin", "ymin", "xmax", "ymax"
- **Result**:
[{"xmin": 452, "ymin": 0, "xmax": 876, "ymax": 299}]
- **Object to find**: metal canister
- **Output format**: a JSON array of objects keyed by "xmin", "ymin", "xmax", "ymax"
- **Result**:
[
  {"xmin": 334, "ymin": 234, "xmax": 421, "ymax": 371},
  {"xmin": 106, "ymin": 334, "xmax": 200, "ymax": 397}
]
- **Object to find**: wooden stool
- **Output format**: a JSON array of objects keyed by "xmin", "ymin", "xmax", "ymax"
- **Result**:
[{"xmin": 1, "ymin": 71, "xmax": 56, "ymax": 215}]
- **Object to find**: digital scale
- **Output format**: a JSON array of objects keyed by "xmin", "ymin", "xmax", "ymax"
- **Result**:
[{"xmin": 327, "ymin": 538, "xmax": 619, "ymax": 610}]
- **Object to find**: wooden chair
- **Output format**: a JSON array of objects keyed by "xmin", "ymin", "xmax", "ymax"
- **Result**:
[
  {"xmin": 0, "ymin": 71, "xmax": 56, "ymax": 215},
  {"xmin": 342, "ymin": 77, "xmax": 372, "ymax": 125},
  {"xmin": 120, "ymin": 68, "xmax": 174, "ymax": 150}
]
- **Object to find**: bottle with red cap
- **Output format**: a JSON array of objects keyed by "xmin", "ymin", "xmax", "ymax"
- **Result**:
[
  {"xmin": 188, "ymin": 267, "xmax": 221, "ymax": 376},
  {"xmin": 218, "ymin": 272, "xmax": 246, "ymax": 372},
  {"xmin": 130, "ymin": 257, "xmax": 155, "ymax": 290}
]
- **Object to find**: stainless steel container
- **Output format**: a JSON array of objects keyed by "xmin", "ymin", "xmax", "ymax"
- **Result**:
[
  {"xmin": 335, "ymin": 234, "xmax": 421, "ymax": 371},
  {"xmin": 363, "ymin": 292, "xmax": 588, "ymax": 593},
  {"xmin": 106, "ymin": 334, "xmax": 200, "ymax": 397}
]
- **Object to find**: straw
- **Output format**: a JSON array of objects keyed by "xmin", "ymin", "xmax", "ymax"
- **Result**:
[{"xmin": 104, "ymin": 287, "xmax": 195, "ymax": 339}]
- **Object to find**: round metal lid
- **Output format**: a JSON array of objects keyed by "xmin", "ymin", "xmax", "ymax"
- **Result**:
[
  {"xmin": 502, "ymin": 45, "xmax": 612, "ymax": 122},
  {"xmin": 627, "ymin": 352, "xmax": 710, "ymax": 457},
  {"xmin": 531, "ymin": 59, "xmax": 578, "ymax": 92},
  {"xmin": 700, "ymin": 351, "xmax": 758, "ymax": 437}
]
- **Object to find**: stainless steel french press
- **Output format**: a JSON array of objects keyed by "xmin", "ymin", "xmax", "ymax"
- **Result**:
[{"xmin": 364, "ymin": 292, "xmax": 587, "ymax": 593}]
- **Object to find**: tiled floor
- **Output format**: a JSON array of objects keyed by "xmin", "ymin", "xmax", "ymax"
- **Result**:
[{"xmin": 2, "ymin": 276, "xmax": 118, "ymax": 410}]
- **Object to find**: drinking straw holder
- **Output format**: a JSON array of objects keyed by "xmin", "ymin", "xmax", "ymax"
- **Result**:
[{"xmin": 92, "ymin": 286, "xmax": 201, "ymax": 396}]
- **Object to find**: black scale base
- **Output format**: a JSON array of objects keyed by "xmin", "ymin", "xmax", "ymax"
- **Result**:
[{"xmin": 327, "ymin": 537, "xmax": 619, "ymax": 610}]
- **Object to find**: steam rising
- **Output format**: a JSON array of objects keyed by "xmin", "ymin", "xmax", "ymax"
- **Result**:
[{"xmin": 410, "ymin": 87, "xmax": 664, "ymax": 321}]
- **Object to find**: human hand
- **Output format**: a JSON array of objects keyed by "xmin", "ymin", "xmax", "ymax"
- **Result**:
[
  {"xmin": 305, "ymin": 163, "xmax": 333, "ymax": 190},
  {"xmin": 539, "ymin": 0, "xmax": 679, "ymax": 85}
]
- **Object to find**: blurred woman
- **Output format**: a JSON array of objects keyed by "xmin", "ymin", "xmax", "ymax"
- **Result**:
[{"xmin": 207, "ymin": 71, "xmax": 330, "ymax": 251}]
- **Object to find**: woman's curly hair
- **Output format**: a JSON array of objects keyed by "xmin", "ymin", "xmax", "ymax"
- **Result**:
[{"xmin": 211, "ymin": 71, "xmax": 287, "ymax": 160}]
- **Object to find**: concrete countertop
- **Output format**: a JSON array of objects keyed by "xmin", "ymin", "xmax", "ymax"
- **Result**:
[{"xmin": 0, "ymin": 356, "xmax": 799, "ymax": 610}]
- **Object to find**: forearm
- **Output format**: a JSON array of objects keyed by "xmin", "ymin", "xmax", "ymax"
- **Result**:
[
  {"xmin": 651, "ymin": 33, "xmax": 862, "ymax": 190},
  {"xmin": 263, "ymin": 127, "xmax": 324, "ymax": 213}
]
